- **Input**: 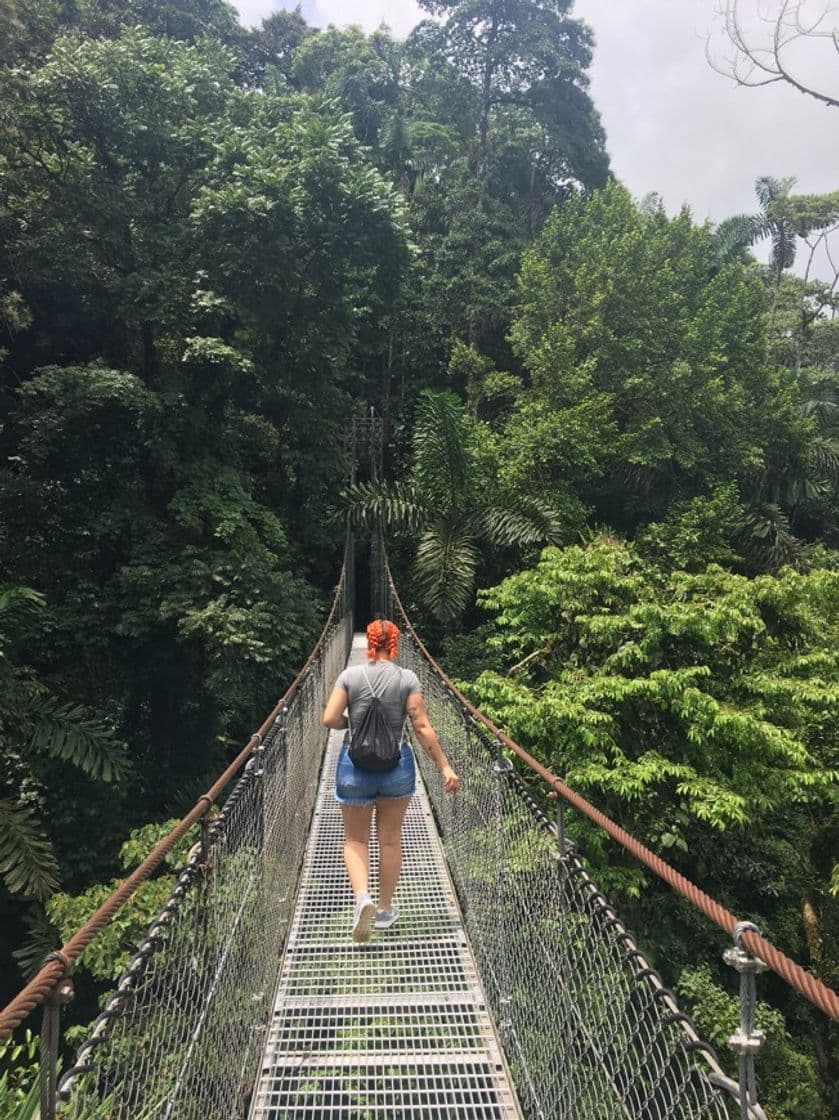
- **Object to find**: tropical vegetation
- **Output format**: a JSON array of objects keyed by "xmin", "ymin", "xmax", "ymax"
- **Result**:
[{"xmin": 0, "ymin": 0, "xmax": 836, "ymax": 1116}]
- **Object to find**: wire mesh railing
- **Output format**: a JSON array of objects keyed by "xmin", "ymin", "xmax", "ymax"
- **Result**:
[
  {"xmin": 382, "ymin": 567, "xmax": 740, "ymax": 1120},
  {"xmin": 5, "ymin": 516, "xmax": 836, "ymax": 1120},
  {"xmin": 36, "ymin": 570, "xmax": 352, "ymax": 1120}
]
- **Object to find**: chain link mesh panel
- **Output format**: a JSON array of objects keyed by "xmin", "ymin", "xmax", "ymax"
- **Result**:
[
  {"xmin": 384, "ymin": 581, "xmax": 736, "ymax": 1120},
  {"xmin": 56, "ymin": 605, "xmax": 352, "ymax": 1120},
  {"xmin": 48, "ymin": 540, "xmax": 744, "ymax": 1120}
]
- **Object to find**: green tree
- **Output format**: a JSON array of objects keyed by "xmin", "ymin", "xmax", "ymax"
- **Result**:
[
  {"xmin": 0, "ymin": 24, "xmax": 409, "ymax": 893},
  {"xmin": 508, "ymin": 182, "xmax": 810, "ymax": 532},
  {"xmin": 416, "ymin": 0, "xmax": 607, "ymax": 189},
  {"xmin": 0, "ymin": 586, "xmax": 127, "ymax": 902},
  {"xmin": 465, "ymin": 538, "xmax": 838, "ymax": 1115},
  {"xmin": 346, "ymin": 391, "xmax": 563, "ymax": 619}
]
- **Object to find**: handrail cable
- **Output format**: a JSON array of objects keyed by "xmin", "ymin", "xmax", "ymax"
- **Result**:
[
  {"xmin": 384, "ymin": 554, "xmax": 839, "ymax": 1024},
  {"xmin": 0, "ymin": 551, "xmax": 350, "ymax": 1044}
]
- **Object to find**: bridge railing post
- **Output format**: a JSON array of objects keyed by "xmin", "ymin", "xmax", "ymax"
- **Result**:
[
  {"xmin": 724, "ymin": 921, "xmax": 768, "ymax": 1120},
  {"xmin": 551, "ymin": 785, "xmax": 577, "ymax": 867},
  {"xmin": 38, "ymin": 961, "xmax": 73, "ymax": 1120}
]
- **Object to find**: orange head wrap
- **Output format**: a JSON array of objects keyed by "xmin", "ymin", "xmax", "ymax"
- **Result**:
[{"xmin": 366, "ymin": 619, "xmax": 399, "ymax": 661}]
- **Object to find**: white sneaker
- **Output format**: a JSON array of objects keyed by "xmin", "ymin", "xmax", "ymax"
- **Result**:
[
  {"xmin": 352, "ymin": 893, "xmax": 375, "ymax": 942},
  {"xmin": 374, "ymin": 905, "xmax": 399, "ymax": 930}
]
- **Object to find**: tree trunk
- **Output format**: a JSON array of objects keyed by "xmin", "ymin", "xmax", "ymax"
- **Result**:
[{"xmin": 476, "ymin": 13, "xmax": 499, "ymax": 192}]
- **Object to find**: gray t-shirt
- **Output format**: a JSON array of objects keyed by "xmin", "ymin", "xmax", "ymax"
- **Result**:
[{"xmin": 335, "ymin": 662, "xmax": 422, "ymax": 741}]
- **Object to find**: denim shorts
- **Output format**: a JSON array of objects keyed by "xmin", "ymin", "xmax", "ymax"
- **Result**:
[{"xmin": 335, "ymin": 742, "xmax": 416, "ymax": 805}]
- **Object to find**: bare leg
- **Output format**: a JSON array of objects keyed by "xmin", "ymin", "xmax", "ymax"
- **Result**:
[
  {"xmin": 375, "ymin": 796, "xmax": 411, "ymax": 910},
  {"xmin": 340, "ymin": 803, "xmax": 374, "ymax": 898}
]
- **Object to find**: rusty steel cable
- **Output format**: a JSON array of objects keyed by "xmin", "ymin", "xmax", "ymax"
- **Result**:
[
  {"xmin": 386, "ymin": 583, "xmax": 732, "ymax": 1120},
  {"xmin": 0, "ymin": 560, "xmax": 349, "ymax": 1045},
  {"xmin": 57, "ymin": 596, "xmax": 353, "ymax": 1119},
  {"xmin": 384, "ymin": 557, "xmax": 839, "ymax": 1025}
]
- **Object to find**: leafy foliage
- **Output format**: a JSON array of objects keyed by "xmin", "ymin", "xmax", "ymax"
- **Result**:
[
  {"xmin": 0, "ymin": 585, "xmax": 126, "ymax": 902},
  {"xmin": 678, "ymin": 966, "xmax": 822, "ymax": 1120},
  {"xmin": 0, "ymin": 1029, "xmax": 39, "ymax": 1119},
  {"xmin": 468, "ymin": 539, "xmax": 838, "ymax": 839},
  {"xmin": 1, "ymin": 1, "xmax": 837, "ymax": 1112},
  {"xmin": 464, "ymin": 538, "xmax": 838, "ymax": 1116},
  {"xmin": 346, "ymin": 391, "xmax": 564, "ymax": 619},
  {"xmin": 47, "ymin": 819, "xmax": 198, "ymax": 981}
]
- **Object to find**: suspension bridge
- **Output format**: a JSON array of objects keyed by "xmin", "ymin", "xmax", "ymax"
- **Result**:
[{"xmin": 1, "ymin": 537, "xmax": 837, "ymax": 1120}]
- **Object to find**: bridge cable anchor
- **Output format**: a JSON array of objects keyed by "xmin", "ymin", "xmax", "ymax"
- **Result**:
[{"xmin": 724, "ymin": 921, "xmax": 767, "ymax": 1120}]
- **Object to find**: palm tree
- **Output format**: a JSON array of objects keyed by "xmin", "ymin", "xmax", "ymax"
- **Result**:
[
  {"xmin": 715, "ymin": 177, "xmax": 839, "ymax": 297},
  {"xmin": 714, "ymin": 176, "xmax": 800, "ymax": 282},
  {"xmin": 345, "ymin": 391, "xmax": 563, "ymax": 620},
  {"xmin": 0, "ymin": 586, "xmax": 128, "ymax": 901}
]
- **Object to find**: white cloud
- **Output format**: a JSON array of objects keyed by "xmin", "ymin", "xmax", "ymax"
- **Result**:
[
  {"xmin": 575, "ymin": 0, "xmax": 838, "ymax": 220},
  {"xmin": 312, "ymin": 0, "xmax": 424, "ymax": 37},
  {"xmin": 231, "ymin": 0, "xmax": 283, "ymax": 28},
  {"xmin": 574, "ymin": 0, "xmax": 839, "ymax": 277},
  {"xmin": 232, "ymin": 0, "xmax": 425, "ymax": 35}
]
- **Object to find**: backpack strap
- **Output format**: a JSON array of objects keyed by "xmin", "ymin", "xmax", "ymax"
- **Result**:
[
  {"xmin": 360, "ymin": 661, "xmax": 398, "ymax": 700},
  {"xmin": 348, "ymin": 662, "xmax": 400, "ymax": 736}
]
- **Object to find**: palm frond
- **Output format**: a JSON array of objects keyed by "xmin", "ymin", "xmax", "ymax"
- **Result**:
[
  {"xmin": 342, "ymin": 480, "xmax": 430, "ymax": 534},
  {"xmin": 713, "ymin": 213, "xmax": 767, "ymax": 259},
  {"xmin": 811, "ymin": 438, "xmax": 839, "ymax": 485},
  {"xmin": 638, "ymin": 192, "xmax": 663, "ymax": 217},
  {"xmin": 755, "ymin": 175, "xmax": 795, "ymax": 211},
  {"xmin": 798, "ymin": 397, "xmax": 838, "ymax": 423},
  {"xmin": 480, "ymin": 500, "xmax": 564, "ymax": 548},
  {"xmin": 0, "ymin": 585, "xmax": 46, "ymax": 645},
  {"xmin": 22, "ymin": 686, "xmax": 129, "ymax": 783},
  {"xmin": 797, "ymin": 375, "xmax": 839, "ymax": 423},
  {"xmin": 13, "ymin": 904, "xmax": 58, "ymax": 979},
  {"xmin": 412, "ymin": 520, "xmax": 478, "ymax": 622},
  {"xmin": 411, "ymin": 391, "xmax": 470, "ymax": 506},
  {"xmin": 738, "ymin": 503, "xmax": 805, "ymax": 572},
  {"xmin": 770, "ymin": 223, "xmax": 797, "ymax": 274},
  {"xmin": 0, "ymin": 798, "xmax": 60, "ymax": 900}
]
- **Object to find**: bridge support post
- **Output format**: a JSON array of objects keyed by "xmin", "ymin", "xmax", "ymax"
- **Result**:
[
  {"xmin": 724, "ymin": 921, "xmax": 767, "ymax": 1120},
  {"xmin": 38, "ymin": 967, "xmax": 74, "ymax": 1120}
]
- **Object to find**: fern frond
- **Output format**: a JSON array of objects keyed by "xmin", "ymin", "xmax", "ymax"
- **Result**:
[
  {"xmin": 22, "ymin": 686, "xmax": 129, "ymax": 783},
  {"xmin": 0, "ymin": 799, "xmax": 60, "ymax": 900}
]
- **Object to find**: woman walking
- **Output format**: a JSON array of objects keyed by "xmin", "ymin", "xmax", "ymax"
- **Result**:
[{"xmin": 322, "ymin": 619, "xmax": 460, "ymax": 942}]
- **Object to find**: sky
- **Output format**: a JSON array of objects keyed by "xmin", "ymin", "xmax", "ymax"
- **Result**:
[{"xmin": 233, "ymin": 0, "xmax": 839, "ymax": 275}]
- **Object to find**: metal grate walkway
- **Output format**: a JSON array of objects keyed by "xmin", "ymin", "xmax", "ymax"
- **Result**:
[{"xmin": 250, "ymin": 636, "xmax": 522, "ymax": 1119}]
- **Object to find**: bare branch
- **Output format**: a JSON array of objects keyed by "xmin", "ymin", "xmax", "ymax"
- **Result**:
[
  {"xmin": 507, "ymin": 644, "xmax": 553, "ymax": 677},
  {"xmin": 708, "ymin": 1, "xmax": 839, "ymax": 108}
]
